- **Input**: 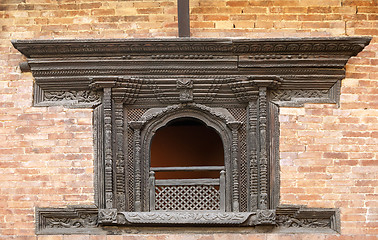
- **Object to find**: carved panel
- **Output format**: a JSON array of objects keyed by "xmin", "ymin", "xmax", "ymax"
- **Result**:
[
  {"xmin": 125, "ymin": 108, "xmax": 147, "ymax": 211},
  {"xmin": 227, "ymin": 108, "xmax": 248, "ymax": 212},
  {"xmin": 177, "ymin": 79, "xmax": 193, "ymax": 102},
  {"xmin": 114, "ymin": 102, "xmax": 126, "ymax": 211},
  {"xmin": 120, "ymin": 212, "xmax": 253, "ymax": 225},
  {"xmin": 34, "ymin": 85, "xmax": 101, "ymax": 108},
  {"xmin": 36, "ymin": 207, "xmax": 99, "ymax": 235},
  {"xmin": 98, "ymin": 209, "xmax": 117, "ymax": 224}
]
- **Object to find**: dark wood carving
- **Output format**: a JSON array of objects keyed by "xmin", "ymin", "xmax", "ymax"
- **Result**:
[
  {"xmin": 36, "ymin": 205, "xmax": 339, "ymax": 234},
  {"xmin": 12, "ymin": 37, "xmax": 370, "ymax": 234}
]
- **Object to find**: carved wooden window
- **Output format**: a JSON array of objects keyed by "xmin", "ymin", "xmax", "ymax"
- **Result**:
[
  {"xmin": 12, "ymin": 37, "xmax": 370, "ymax": 234},
  {"xmin": 149, "ymin": 118, "xmax": 225, "ymax": 211}
]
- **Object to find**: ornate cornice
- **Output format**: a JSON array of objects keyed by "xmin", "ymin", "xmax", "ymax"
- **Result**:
[
  {"xmin": 12, "ymin": 37, "xmax": 370, "ymax": 57},
  {"xmin": 12, "ymin": 37, "xmax": 371, "ymax": 107}
]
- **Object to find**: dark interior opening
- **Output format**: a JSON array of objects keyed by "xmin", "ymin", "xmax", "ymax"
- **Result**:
[{"xmin": 150, "ymin": 118, "xmax": 224, "ymax": 179}]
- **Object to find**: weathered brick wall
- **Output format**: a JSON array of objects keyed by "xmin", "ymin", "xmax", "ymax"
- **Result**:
[{"xmin": 0, "ymin": 0, "xmax": 376, "ymax": 239}]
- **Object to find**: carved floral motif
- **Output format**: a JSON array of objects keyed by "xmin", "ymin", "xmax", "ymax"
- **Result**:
[
  {"xmin": 44, "ymin": 213, "xmax": 98, "ymax": 229},
  {"xmin": 98, "ymin": 209, "xmax": 117, "ymax": 224},
  {"xmin": 44, "ymin": 90, "xmax": 101, "ymax": 104},
  {"xmin": 121, "ymin": 212, "xmax": 253, "ymax": 225},
  {"xmin": 255, "ymin": 210, "xmax": 276, "ymax": 225},
  {"xmin": 276, "ymin": 215, "xmax": 331, "ymax": 228},
  {"xmin": 271, "ymin": 89, "xmax": 329, "ymax": 101},
  {"xmin": 177, "ymin": 79, "xmax": 193, "ymax": 102}
]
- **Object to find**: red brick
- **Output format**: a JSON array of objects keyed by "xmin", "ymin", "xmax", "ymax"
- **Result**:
[
  {"xmin": 203, "ymin": 15, "xmax": 230, "ymax": 21},
  {"xmin": 323, "ymin": 152, "xmax": 349, "ymax": 159},
  {"xmin": 91, "ymin": 9, "xmax": 115, "ymax": 15},
  {"xmin": 226, "ymin": 1, "xmax": 249, "ymax": 7}
]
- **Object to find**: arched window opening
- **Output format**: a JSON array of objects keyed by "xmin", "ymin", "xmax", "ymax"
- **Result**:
[
  {"xmin": 150, "ymin": 117, "xmax": 224, "ymax": 180},
  {"xmin": 149, "ymin": 117, "xmax": 226, "ymax": 211}
]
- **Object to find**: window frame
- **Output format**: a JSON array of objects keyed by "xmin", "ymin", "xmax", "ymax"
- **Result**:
[{"xmin": 12, "ymin": 37, "xmax": 371, "ymax": 234}]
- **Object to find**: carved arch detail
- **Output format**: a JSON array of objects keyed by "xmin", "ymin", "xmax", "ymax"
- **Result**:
[{"xmin": 130, "ymin": 103, "xmax": 241, "ymax": 212}]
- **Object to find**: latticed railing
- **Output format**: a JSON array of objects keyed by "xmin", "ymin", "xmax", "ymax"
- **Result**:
[{"xmin": 149, "ymin": 166, "xmax": 226, "ymax": 211}]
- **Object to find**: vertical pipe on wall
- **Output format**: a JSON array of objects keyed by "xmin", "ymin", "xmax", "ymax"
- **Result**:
[{"xmin": 178, "ymin": 0, "xmax": 190, "ymax": 37}]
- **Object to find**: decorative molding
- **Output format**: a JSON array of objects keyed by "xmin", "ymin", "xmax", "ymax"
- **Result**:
[
  {"xmin": 139, "ymin": 103, "xmax": 236, "ymax": 126},
  {"xmin": 12, "ymin": 37, "xmax": 370, "ymax": 58},
  {"xmin": 119, "ymin": 211, "xmax": 254, "ymax": 225},
  {"xmin": 12, "ymin": 37, "xmax": 371, "ymax": 102}
]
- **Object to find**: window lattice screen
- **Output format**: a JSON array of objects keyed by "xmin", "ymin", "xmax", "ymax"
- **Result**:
[{"xmin": 154, "ymin": 185, "xmax": 220, "ymax": 211}]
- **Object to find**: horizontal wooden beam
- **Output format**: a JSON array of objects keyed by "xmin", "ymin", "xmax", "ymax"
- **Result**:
[
  {"xmin": 155, "ymin": 178, "xmax": 220, "ymax": 186},
  {"xmin": 150, "ymin": 166, "xmax": 225, "ymax": 172}
]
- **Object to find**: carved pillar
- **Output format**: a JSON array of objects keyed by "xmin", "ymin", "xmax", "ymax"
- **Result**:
[
  {"xmin": 247, "ymin": 100, "xmax": 258, "ymax": 211},
  {"xmin": 103, "ymin": 88, "xmax": 114, "ymax": 209},
  {"xmin": 93, "ymin": 104, "xmax": 105, "ymax": 209},
  {"xmin": 129, "ymin": 121, "xmax": 144, "ymax": 212},
  {"xmin": 258, "ymin": 87, "xmax": 269, "ymax": 210},
  {"xmin": 252, "ymin": 77, "xmax": 281, "ymax": 211},
  {"xmin": 114, "ymin": 101, "xmax": 126, "ymax": 211},
  {"xmin": 227, "ymin": 121, "xmax": 242, "ymax": 212},
  {"xmin": 149, "ymin": 171, "xmax": 156, "ymax": 211}
]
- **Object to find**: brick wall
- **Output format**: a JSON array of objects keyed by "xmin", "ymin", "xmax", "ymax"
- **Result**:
[{"xmin": 0, "ymin": 0, "xmax": 376, "ymax": 239}]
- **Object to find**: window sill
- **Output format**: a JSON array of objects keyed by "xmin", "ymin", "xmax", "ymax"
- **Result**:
[{"xmin": 36, "ymin": 205, "xmax": 339, "ymax": 235}]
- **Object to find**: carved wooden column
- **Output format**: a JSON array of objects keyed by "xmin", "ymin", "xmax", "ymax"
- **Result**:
[
  {"xmin": 103, "ymin": 87, "xmax": 114, "ymax": 209},
  {"xmin": 253, "ymin": 77, "xmax": 282, "ymax": 210},
  {"xmin": 227, "ymin": 121, "xmax": 242, "ymax": 212},
  {"xmin": 258, "ymin": 86, "xmax": 269, "ymax": 210},
  {"xmin": 114, "ymin": 100, "xmax": 126, "ymax": 211},
  {"xmin": 247, "ymin": 100, "xmax": 258, "ymax": 211},
  {"xmin": 93, "ymin": 104, "xmax": 105, "ymax": 209},
  {"xmin": 129, "ymin": 121, "xmax": 144, "ymax": 212},
  {"xmin": 91, "ymin": 80, "xmax": 118, "ymax": 224}
]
